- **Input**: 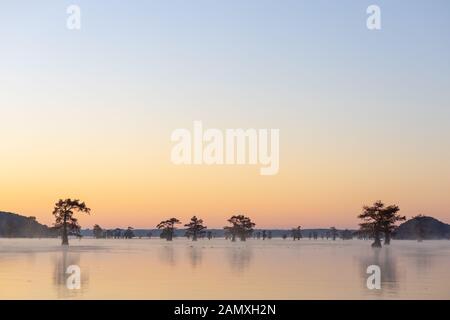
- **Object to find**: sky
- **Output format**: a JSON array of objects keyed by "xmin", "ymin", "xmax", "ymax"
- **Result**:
[{"xmin": 1, "ymin": 0, "xmax": 450, "ymax": 229}]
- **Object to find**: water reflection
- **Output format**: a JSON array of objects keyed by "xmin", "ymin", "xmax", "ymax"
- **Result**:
[
  {"xmin": 358, "ymin": 247, "xmax": 399, "ymax": 295},
  {"xmin": 227, "ymin": 245, "xmax": 253, "ymax": 272},
  {"xmin": 158, "ymin": 245, "xmax": 176, "ymax": 266},
  {"xmin": 187, "ymin": 245, "xmax": 202, "ymax": 268},
  {"xmin": 410, "ymin": 245, "xmax": 434, "ymax": 275},
  {"xmin": 52, "ymin": 247, "xmax": 89, "ymax": 298},
  {"xmin": 0, "ymin": 238, "xmax": 446, "ymax": 299}
]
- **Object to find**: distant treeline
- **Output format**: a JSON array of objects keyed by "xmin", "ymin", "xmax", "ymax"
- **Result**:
[
  {"xmin": 1, "ymin": 210, "xmax": 449, "ymax": 241},
  {"xmin": 0, "ymin": 211, "xmax": 58, "ymax": 238},
  {"xmin": 79, "ymin": 228, "xmax": 354, "ymax": 239}
]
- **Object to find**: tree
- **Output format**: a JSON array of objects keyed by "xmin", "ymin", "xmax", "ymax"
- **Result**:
[
  {"xmin": 381, "ymin": 204, "xmax": 405, "ymax": 244},
  {"xmin": 93, "ymin": 224, "xmax": 103, "ymax": 239},
  {"xmin": 184, "ymin": 216, "xmax": 207, "ymax": 241},
  {"xmin": 53, "ymin": 199, "xmax": 90, "ymax": 246},
  {"xmin": 123, "ymin": 226, "xmax": 135, "ymax": 239},
  {"xmin": 358, "ymin": 201, "xmax": 384, "ymax": 247},
  {"xmin": 224, "ymin": 229, "xmax": 231, "ymax": 240},
  {"xmin": 292, "ymin": 226, "xmax": 302, "ymax": 240},
  {"xmin": 113, "ymin": 228, "xmax": 122, "ymax": 239},
  {"xmin": 330, "ymin": 227, "xmax": 338, "ymax": 241},
  {"xmin": 157, "ymin": 218, "xmax": 181, "ymax": 241},
  {"xmin": 224, "ymin": 215, "xmax": 255, "ymax": 241},
  {"xmin": 358, "ymin": 200, "xmax": 404, "ymax": 247}
]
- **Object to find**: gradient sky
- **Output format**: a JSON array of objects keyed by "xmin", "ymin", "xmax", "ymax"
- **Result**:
[{"xmin": 1, "ymin": 0, "xmax": 450, "ymax": 229}]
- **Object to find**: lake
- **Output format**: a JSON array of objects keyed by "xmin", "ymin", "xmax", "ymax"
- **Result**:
[{"xmin": 0, "ymin": 238, "xmax": 449, "ymax": 299}]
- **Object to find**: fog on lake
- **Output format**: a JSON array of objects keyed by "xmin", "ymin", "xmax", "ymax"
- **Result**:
[{"xmin": 0, "ymin": 238, "xmax": 449, "ymax": 299}]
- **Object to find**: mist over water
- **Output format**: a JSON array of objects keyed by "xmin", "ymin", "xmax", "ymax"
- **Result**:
[{"xmin": 0, "ymin": 238, "xmax": 449, "ymax": 299}]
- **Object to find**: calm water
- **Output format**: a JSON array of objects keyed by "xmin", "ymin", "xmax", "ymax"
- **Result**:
[{"xmin": 0, "ymin": 238, "xmax": 449, "ymax": 299}]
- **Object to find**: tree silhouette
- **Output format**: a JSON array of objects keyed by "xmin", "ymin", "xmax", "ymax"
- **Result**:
[
  {"xmin": 381, "ymin": 204, "xmax": 405, "ymax": 244},
  {"xmin": 157, "ymin": 218, "xmax": 181, "ymax": 241},
  {"xmin": 184, "ymin": 216, "xmax": 207, "ymax": 241},
  {"xmin": 224, "ymin": 215, "xmax": 255, "ymax": 241},
  {"xmin": 358, "ymin": 201, "xmax": 404, "ymax": 247},
  {"xmin": 113, "ymin": 228, "xmax": 122, "ymax": 239},
  {"xmin": 358, "ymin": 201, "xmax": 384, "ymax": 247},
  {"xmin": 291, "ymin": 226, "xmax": 302, "ymax": 240},
  {"xmin": 330, "ymin": 227, "xmax": 338, "ymax": 241},
  {"xmin": 123, "ymin": 226, "xmax": 135, "ymax": 239},
  {"xmin": 93, "ymin": 224, "xmax": 103, "ymax": 239},
  {"xmin": 52, "ymin": 199, "xmax": 90, "ymax": 246}
]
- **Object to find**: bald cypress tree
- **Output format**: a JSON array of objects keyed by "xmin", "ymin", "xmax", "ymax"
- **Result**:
[
  {"xmin": 185, "ymin": 216, "xmax": 207, "ymax": 241},
  {"xmin": 224, "ymin": 215, "xmax": 255, "ymax": 241},
  {"xmin": 53, "ymin": 199, "xmax": 90, "ymax": 246},
  {"xmin": 358, "ymin": 201, "xmax": 404, "ymax": 247},
  {"xmin": 157, "ymin": 218, "xmax": 181, "ymax": 241}
]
